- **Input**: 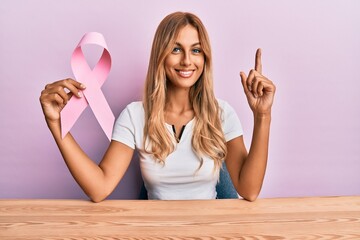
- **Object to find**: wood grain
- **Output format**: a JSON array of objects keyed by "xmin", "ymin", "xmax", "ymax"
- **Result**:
[{"xmin": 1, "ymin": 196, "xmax": 359, "ymax": 239}]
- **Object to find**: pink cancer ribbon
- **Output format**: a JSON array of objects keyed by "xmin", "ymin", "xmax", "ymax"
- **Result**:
[{"xmin": 60, "ymin": 32, "xmax": 114, "ymax": 141}]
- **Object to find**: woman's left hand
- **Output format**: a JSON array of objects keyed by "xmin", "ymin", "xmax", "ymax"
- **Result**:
[{"xmin": 240, "ymin": 48, "xmax": 276, "ymax": 116}]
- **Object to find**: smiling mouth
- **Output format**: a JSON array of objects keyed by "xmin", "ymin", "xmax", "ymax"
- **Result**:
[{"xmin": 176, "ymin": 70, "xmax": 194, "ymax": 78}]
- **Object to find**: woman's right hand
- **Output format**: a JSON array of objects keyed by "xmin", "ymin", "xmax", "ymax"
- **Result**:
[{"xmin": 39, "ymin": 78, "xmax": 86, "ymax": 124}]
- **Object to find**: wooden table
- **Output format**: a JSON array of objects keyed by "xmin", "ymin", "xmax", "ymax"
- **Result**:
[{"xmin": 1, "ymin": 196, "xmax": 359, "ymax": 239}]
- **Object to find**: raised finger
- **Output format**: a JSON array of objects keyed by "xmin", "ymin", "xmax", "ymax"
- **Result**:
[{"xmin": 255, "ymin": 48, "xmax": 262, "ymax": 74}]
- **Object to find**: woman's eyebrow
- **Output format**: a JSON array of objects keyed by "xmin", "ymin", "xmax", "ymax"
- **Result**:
[{"xmin": 175, "ymin": 42, "xmax": 201, "ymax": 47}]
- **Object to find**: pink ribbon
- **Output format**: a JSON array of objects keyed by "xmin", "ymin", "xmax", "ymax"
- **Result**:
[{"xmin": 60, "ymin": 32, "xmax": 114, "ymax": 141}]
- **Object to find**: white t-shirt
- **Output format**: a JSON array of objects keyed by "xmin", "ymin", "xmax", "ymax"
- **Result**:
[{"xmin": 111, "ymin": 99, "xmax": 243, "ymax": 200}]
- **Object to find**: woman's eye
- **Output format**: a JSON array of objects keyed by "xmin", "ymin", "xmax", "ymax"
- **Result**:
[
  {"xmin": 172, "ymin": 47, "xmax": 181, "ymax": 53},
  {"xmin": 192, "ymin": 48, "xmax": 202, "ymax": 54}
]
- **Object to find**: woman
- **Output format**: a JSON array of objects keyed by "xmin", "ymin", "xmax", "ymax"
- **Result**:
[{"xmin": 39, "ymin": 12, "xmax": 275, "ymax": 202}]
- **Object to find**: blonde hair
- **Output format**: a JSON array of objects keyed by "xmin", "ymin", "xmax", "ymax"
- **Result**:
[{"xmin": 143, "ymin": 12, "xmax": 227, "ymax": 171}]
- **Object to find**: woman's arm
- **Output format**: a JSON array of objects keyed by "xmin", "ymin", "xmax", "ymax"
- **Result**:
[
  {"xmin": 225, "ymin": 116, "xmax": 270, "ymax": 201},
  {"xmin": 40, "ymin": 79, "xmax": 134, "ymax": 202},
  {"xmin": 225, "ymin": 49, "xmax": 275, "ymax": 201}
]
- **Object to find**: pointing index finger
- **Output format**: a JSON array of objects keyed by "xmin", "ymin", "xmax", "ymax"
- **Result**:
[{"xmin": 255, "ymin": 48, "xmax": 262, "ymax": 74}]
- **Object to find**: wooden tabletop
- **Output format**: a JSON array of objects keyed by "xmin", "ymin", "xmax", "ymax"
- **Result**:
[{"xmin": 1, "ymin": 196, "xmax": 359, "ymax": 239}]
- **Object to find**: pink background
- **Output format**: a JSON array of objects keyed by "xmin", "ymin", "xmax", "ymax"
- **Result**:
[{"xmin": 1, "ymin": 0, "xmax": 359, "ymax": 199}]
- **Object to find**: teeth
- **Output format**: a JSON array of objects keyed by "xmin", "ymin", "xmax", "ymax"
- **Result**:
[{"xmin": 178, "ymin": 71, "xmax": 193, "ymax": 77}]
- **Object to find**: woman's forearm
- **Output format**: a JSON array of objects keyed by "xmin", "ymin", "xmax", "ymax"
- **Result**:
[
  {"xmin": 238, "ymin": 113, "xmax": 271, "ymax": 201},
  {"xmin": 48, "ymin": 121, "xmax": 107, "ymax": 202}
]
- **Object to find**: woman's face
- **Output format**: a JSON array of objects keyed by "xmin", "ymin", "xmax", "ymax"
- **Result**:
[{"xmin": 164, "ymin": 25, "xmax": 205, "ymax": 90}]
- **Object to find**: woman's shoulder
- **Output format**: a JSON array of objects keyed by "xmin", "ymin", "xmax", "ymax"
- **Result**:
[
  {"xmin": 119, "ymin": 101, "xmax": 144, "ymax": 118},
  {"xmin": 217, "ymin": 98, "xmax": 234, "ymax": 112},
  {"xmin": 216, "ymin": 99, "xmax": 243, "ymax": 138},
  {"xmin": 216, "ymin": 98, "xmax": 240, "ymax": 121},
  {"xmin": 125, "ymin": 101, "xmax": 144, "ymax": 111}
]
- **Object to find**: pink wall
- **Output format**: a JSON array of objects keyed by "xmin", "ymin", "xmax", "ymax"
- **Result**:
[{"xmin": 1, "ymin": 0, "xmax": 359, "ymax": 199}]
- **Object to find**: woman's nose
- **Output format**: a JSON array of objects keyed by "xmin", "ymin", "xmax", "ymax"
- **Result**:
[{"xmin": 180, "ymin": 52, "xmax": 191, "ymax": 66}]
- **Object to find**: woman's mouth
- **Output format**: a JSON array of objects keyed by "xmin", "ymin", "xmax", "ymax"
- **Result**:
[{"xmin": 176, "ymin": 70, "xmax": 194, "ymax": 78}]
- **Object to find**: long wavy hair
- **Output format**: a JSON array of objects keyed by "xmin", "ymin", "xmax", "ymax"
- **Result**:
[{"xmin": 143, "ymin": 12, "xmax": 227, "ymax": 171}]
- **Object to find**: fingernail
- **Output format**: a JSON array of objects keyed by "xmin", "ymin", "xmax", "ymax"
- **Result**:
[
  {"xmin": 80, "ymin": 83, "xmax": 86, "ymax": 88},
  {"xmin": 248, "ymin": 85, "xmax": 252, "ymax": 91},
  {"xmin": 78, "ymin": 91, "xmax": 83, "ymax": 97}
]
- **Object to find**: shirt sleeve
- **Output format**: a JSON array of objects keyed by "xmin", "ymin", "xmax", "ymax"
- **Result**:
[
  {"xmin": 221, "ymin": 100, "xmax": 243, "ymax": 142},
  {"xmin": 111, "ymin": 106, "xmax": 136, "ymax": 149}
]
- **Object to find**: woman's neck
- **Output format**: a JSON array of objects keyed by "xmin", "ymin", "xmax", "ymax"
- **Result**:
[
  {"xmin": 165, "ymin": 87, "xmax": 192, "ymax": 114},
  {"xmin": 164, "ymin": 87, "xmax": 194, "ymax": 127}
]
